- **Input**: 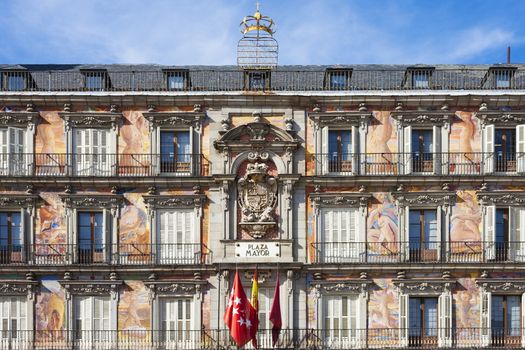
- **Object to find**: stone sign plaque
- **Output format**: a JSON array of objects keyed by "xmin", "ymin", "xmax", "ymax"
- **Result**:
[{"xmin": 235, "ymin": 242, "xmax": 280, "ymax": 258}]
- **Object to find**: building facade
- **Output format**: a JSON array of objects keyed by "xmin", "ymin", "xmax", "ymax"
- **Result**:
[{"xmin": 0, "ymin": 63, "xmax": 524, "ymax": 349}]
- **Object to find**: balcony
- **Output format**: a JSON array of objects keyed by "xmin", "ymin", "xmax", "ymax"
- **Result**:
[
  {"xmin": 0, "ymin": 153, "xmax": 210, "ymax": 177},
  {"xmin": 0, "ymin": 328, "xmax": 523, "ymax": 349},
  {"xmin": 1, "ymin": 67, "xmax": 525, "ymax": 92},
  {"xmin": 0, "ymin": 243, "xmax": 210, "ymax": 266},
  {"xmin": 311, "ymin": 241, "xmax": 525, "ymax": 264},
  {"xmin": 312, "ymin": 152, "xmax": 523, "ymax": 176}
]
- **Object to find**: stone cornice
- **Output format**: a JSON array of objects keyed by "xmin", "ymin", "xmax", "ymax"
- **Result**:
[
  {"xmin": 476, "ymin": 191, "xmax": 525, "ymax": 206},
  {"xmin": 310, "ymin": 192, "xmax": 372, "ymax": 208},
  {"xmin": 308, "ymin": 111, "xmax": 372, "ymax": 129},
  {"xmin": 475, "ymin": 278, "xmax": 525, "ymax": 293},
  {"xmin": 393, "ymin": 278, "xmax": 456, "ymax": 294},
  {"xmin": 0, "ymin": 194, "xmax": 39, "ymax": 209},
  {"xmin": 0, "ymin": 111, "xmax": 39, "ymax": 128},
  {"xmin": 390, "ymin": 110, "xmax": 453, "ymax": 127},
  {"xmin": 475, "ymin": 110, "xmax": 525, "ymax": 126},
  {"xmin": 59, "ymin": 193, "xmax": 123, "ymax": 209},
  {"xmin": 58, "ymin": 112, "xmax": 122, "ymax": 130},
  {"xmin": 392, "ymin": 191, "xmax": 455, "ymax": 207},
  {"xmin": 142, "ymin": 111, "xmax": 205, "ymax": 131}
]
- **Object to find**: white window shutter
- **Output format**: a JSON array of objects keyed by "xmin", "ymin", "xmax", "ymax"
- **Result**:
[
  {"xmin": 432, "ymin": 125, "xmax": 441, "ymax": 175},
  {"xmin": 351, "ymin": 125, "xmax": 359, "ymax": 174},
  {"xmin": 103, "ymin": 209, "xmax": 109, "ymax": 262},
  {"xmin": 517, "ymin": 125, "xmax": 525, "ymax": 173},
  {"xmin": 0, "ymin": 130, "xmax": 7, "ymax": 175},
  {"xmin": 399, "ymin": 293, "xmax": 408, "ymax": 346},
  {"xmin": 484, "ymin": 205, "xmax": 496, "ymax": 260},
  {"xmin": 483, "ymin": 124, "xmax": 495, "ymax": 174},
  {"xmin": 403, "ymin": 125, "xmax": 412, "ymax": 175},
  {"xmin": 438, "ymin": 292, "xmax": 452, "ymax": 347},
  {"xmin": 400, "ymin": 207, "xmax": 410, "ymax": 262},
  {"xmin": 522, "ymin": 293, "xmax": 525, "ymax": 347},
  {"xmin": 348, "ymin": 209, "xmax": 359, "ymax": 261},
  {"xmin": 480, "ymin": 291, "xmax": 491, "ymax": 346},
  {"xmin": 517, "ymin": 208, "xmax": 525, "ymax": 262},
  {"xmin": 436, "ymin": 207, "xmax": 442, "ymax": 261},
  {"xmin": 321, "ymin": 126, "xmax": 329, "ymax": 175}
]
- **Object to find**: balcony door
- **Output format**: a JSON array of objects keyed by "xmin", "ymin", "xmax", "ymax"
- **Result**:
[
  {"xmin": 491, "ymin": 295, "xmax": 521, "ymax": 346},
  {"xmin": 495, "ymin": 128, "xmax": 516, "ymax": 172},
  {"xmin": 408, "ymin": 297, "xmax": 438, "ymax": 347},
  {"xmin": 157, "ymin": 209, "xmax": 195, "ymax": 264},
  {"xmin": 160, "ymin": 131, "xmax": 191, "ymax": 174},
  {"xmin": 78, "ymin": 212, "xmax": 104, "ymax": 264},
  {"xmin": 408, "ymin": 209, "xmax": 439, "ymax": 262},
  {"xmin": 0, "ymin": 127, "xmax": 25, "ymax": 176},
  {"xmin": 0, "ymin": 212, "xmax": 22, "ymax": 264},
  {"xmin": 328, "ymin": 130, "xmax": 352, "ymax": 173},
  {"xmin": 321, "ymin": 208, "xmax": 359, "ymax": 263},
  {"xmin": 411, "ymin": 129, "xmax": 433, "ymax": 173},
  {"xmin": 0, "ymin": 297, "xmax": 26, "ymax": 341},
  {"xmin": 324, "ymin": 295, "xmax": 359, "ymax": 347},
  {"xmin": 74, "ymin": 296, "xmax": 110, "ymax": 342},
  {"xmin": 74, "ymin": 129, "xmax": 110, "ymax": 176},
  {"xmin": 160, "ymin": 298, "xmax": 193, "ymax": 348}
]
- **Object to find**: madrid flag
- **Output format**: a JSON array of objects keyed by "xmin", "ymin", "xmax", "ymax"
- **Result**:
[
  {"xmin": 224, "ymin": 271, "xmax": 259, "ymax": 347},
  {"xmin": 268, "ymin": 275, "xmax": 282, "ymax": 346}
]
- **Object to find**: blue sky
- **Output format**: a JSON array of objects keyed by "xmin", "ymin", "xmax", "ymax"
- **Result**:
[{"xmin": 0, "ymin": 0, "xmax": 524, "ymax": 65}]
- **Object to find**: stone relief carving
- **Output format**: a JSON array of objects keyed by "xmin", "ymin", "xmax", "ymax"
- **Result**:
[
  {"xmin": 142, "ymin": 112, "xmax": 204, "ymax": 132},
  {"xmin": 143, "ymin": 194, "xmax": 206, "ymax": 217},
  {"xmin": 237, "ymin": 162, "xmax": 278, "ymax": 238},
  {"xmin": 0, "ymin": 112, "xmax": 39, "ymax": 129},
  {"xmin": 0, "ymin": 195, "xmax": 38, "ymax": 209},
  {"xmin": 308, "ymin": 112, "xmax": 371, "ymax": 130},
  {"xmin": 391, "ymin": 112, "xmax": 452, "ymax": 127},
  {"xmin": 476, "ymin": 111, "xmax": 525, "ymax": 126},
  {"xmin": 59, "ymin": 112, "xmax": 122, "ymax": 131},
  {"xmin": 392, "ymin": 191, "xmax": 455, "ymax": 207},
  {"xmin": 393, "ymin": 279, "xmax": 456, "ymax": 294},
  {"xmin": 477, "ymin": 191, "xmax": 525, "ymax": 206},
  {"xmin": 476, "ymin": 278, "xmax": 525, "ymax": 293},
  {"xmin": 60, "ymin": 194, "xmax": 123, "ymax": 209}
]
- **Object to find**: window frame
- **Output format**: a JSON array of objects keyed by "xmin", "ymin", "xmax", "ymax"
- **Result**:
[
  {"xmin": 163, "ymin": 70, "xmax": 190, "ymax": 91},
  {"xmin": 80, "ymin": 70, "xmax": 111, "ymax": 91},
  {"xmin": 324, "ymin": 69, "xmax": 352, "ymax": 90},
  {"xmin": 243, "ymin": 70, "xmax": 271, "ymax": 91}
]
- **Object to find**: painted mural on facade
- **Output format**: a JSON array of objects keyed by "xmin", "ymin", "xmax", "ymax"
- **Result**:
[
  {"xmin": 118, "ymin": 281, "xmax": 151, "ymax": 335},
  {"xmin": 367, "ymin": 193, "xmax": 399, "ymax": 255},
  {"xmin": 36, "ymin": 278, "xmax": 65, "ymax": 335}
]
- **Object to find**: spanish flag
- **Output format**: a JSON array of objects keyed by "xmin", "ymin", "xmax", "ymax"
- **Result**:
[{"xmin": 251, "ymin": 270, "xmax": 259, "ymax": 348}]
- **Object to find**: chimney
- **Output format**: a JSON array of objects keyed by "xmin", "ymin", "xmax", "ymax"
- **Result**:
[{"xmin": 507, "ymin": 46, "xmax": 511, "ymax": 64}]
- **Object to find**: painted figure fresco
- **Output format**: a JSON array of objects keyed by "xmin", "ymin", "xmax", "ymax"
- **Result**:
[
  {"xmin": 369, "ymin": 278, "xmax": 398, "ymax": 330},
  {"xmin": 118, "ymin": 281, "xmax": 151, "ymax": 336},
  {"xmin": 367, "ymin": 193, "xmax": 398, "ymax": 258},
  {"xmin": 36, "ymin": 279, "xmax": 65, "ymax": 337}
]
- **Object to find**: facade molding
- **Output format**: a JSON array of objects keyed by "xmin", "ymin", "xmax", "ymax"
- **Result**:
[
  {"xmin": 144, "ymin": 279, "xmax": 207, "ymax": 299},
  {"xmin": 60, "ymin": 193, "xmax": 123, "ymax": 210},
  {"xmin": 58, "ymin": 112, "xmax": 122, "ymax": 131},
  {"xmin": 142, "ymin": 111, "xmax": 205, "ymax": 131},
  {"xmin": 477, "ymin": 191, "xmax": 525, "ymax": 206},
  {"xmin": 390, "ymin": 110, "xmax": 453, "ymax": 127},
  {"xmin": 310, "ymin": 192, "xmax": 372, "ymax": 209},
  {"xmin": 475, "ymin": 110, "xmax": 525, "ymax": 126},
  {"xmin": 0, "ymin": 111, "xmax": 39, "ymax": 129},
  {"xmin": 59, "ymin": 279, "xmax": 123, "ymax": 300},
  {"xmin": 308, "ymin": 111, "xmax": 372, "ymax": 130},
  {"xmin": 0, "ymin": 194, "xmax": 39, "ymax": 210},
  {"xmin": 393, "ymin": 278, "xmax": 456, "ymax": 294},
  {"xmin": 312, "ymin": 279, "xmax": 373, "ymax": 295},
  {"xmin": 475, "ymin": 278, "xmax": 525, "ymax": 293},
  {"xmin": 392, "ymin": 191, "xmax": 456, "ymax": 208}
]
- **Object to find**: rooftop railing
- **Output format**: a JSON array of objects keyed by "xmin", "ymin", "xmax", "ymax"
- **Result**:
[
  {"xmin": 1, "ymin": 68, "xmax": 524, "ymax": 92},
  {"xmin": 2, "ymin": 328, "xmax": 524, "ymax": 349}
]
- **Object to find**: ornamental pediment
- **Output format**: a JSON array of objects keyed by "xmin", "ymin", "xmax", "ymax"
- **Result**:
[
  {"xmin": 144, "ymin": 280, "xmax": 206, "ymax": 297},
  {"xmin": 393, "ymin": 278, "xmax": 456, "ymax": 294},
  {"xmin": 475, "ymin": 110, "xmax": 525, "ymax": 125},
  {"xmin": 392, "ymin": 191, "xmax": 455, "ymax": 207},
  {"xmin": 310, "ymin": 192, "xmax": 372, "ymax": 208},
  {"xmin": 142, "ymin": 111, "xmax": 205, "ymax": 130},
  {"xmin": 477, "ymin": 191, "xmax": 525, "ymax": 206},
  {"xmin": 390, "ymin": 110, "xmax": 453, "ymax": 126},
  {"xmin": 59, "ymin": 194, "xmax": 123, "ymax": 209},
  {"xmin": 312, "ymin": 279, "xmax": 373, "ymax": 294},
  {"xmin": 308, "ymin": 111, "xmax": 372, "ymax": 128},
  {"xmin": 59, "ymin": 112, "xmax": 122, "ymax": 130},
  {"xmin": 0, "ymin": 279, "xmax": 39, "ymax": 296},
  {"xmin": 475, "ymin": 278, "xmax": 525, "ymax": 294},
  {"xmin": 0, "ymin": 111, "xmax": 39, "ymax": 128},
  {"xmin": 0, "ymin": 194, "xmax": 39, "ymax": 209},
  {"xmin": 142, "ymin": 194, "xmax": 206, "ymax": 209},
  {"xmin": 59, "ymin": 279, "xmax": 123, "ymax": 299}
]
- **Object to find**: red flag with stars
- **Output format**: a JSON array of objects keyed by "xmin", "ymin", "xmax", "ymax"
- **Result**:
[{"xmin": 224, "ymin": 271, "xmax": 259, "ymax": 347}]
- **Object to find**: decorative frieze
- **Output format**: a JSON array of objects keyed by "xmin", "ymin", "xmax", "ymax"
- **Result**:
[
  {"xmin": 312, "ymin": 279, "xmax": 373, "ymax": 296},
  {"xmin": 0, "ymin": 280, "xmax": 39, "ymax": 299},
  {"xmin": 0, "ymin": 111, "xmax": 39, "ymax": 129},
  {"xmin": 59, "ymin": 279, "xmax": 123, "ymax": 300},
  {"xmin": 475, "ymin": 278, "xmax": 525, "ymax": 293},
  {"xmin": 477, "ymin": 191, "xmax": 525, "ymax": 206},
  {"xmin": 59, "ymin": 112, "xmax": 122, "ymax": 131},
  {"xmin": 392, "ymin": 191, "xmax": 455, "ymax": 207},
  {"xmin": 390, "ymin": 110, "xmax": 453, "ymax": 128},
  {"xmin": 143, "ymin": 194, "xmax": 206, "ymax": 217},
  {"xmin": 0, "ymin": 194, "xmax": 39, "ymax": 210},
  {"xmin": 393, "ymin": 278, "xmax": 456, "ymax": 294},
  {"xmin": 308, "ymin": 111, "xmax": 371, "ymax": 131},
  {"xmin": 310, "ymin": 192, "xmax": 372, "ymax": 209},
  {"xmin": 144, "ymin": 279, "xmax": 206, "ymax": 299},
  {"xmin": 142, "ymin": 111, "xmax": 205, "ymax": 131},
  {"xmin": 475, "ymin": 110, "xmax": 525, "ymax": 126},
  {"xmin": 60, "ymin": 194, "xmax": 123, "ymax": 209}
]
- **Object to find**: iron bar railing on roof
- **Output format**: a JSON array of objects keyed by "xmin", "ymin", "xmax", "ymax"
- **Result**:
[{"xmin": 0, "ymin": 68, "xmax": 524, "ymax": 92}]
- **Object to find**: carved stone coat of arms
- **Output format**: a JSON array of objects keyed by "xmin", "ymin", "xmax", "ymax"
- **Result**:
[{"xmin": 237, "ymin": 162, "xmax": 277, "ymax": 238}]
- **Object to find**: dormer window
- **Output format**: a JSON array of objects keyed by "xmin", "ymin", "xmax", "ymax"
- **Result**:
[
  {"xmin": 492, "ymin": 67, "xmax": 515, "ymax": 89},
  {"xmin": 1, "ymin": 71, "xmax": 35, "ymax": 91},
  {"xmin": 164, "ymin": 70, "xmax": 189, "ymax": 90},
  {"xmin": 244, "ymin": 70, "xmax": 270, "ymax": 90},
  {"xmin": 81, "ymin": 70, "xmax": 110, "ymax": 90},
  {"xmin": 325, "ymin": 69, "xmax": 352, "ymax": 90},
  {"xmin": 405, "ymin": 68, "xmax": 434, "ymax": 89}
]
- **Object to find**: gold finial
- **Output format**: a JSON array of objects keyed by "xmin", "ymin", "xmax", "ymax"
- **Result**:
[{"xmin": 240, "ymin": 1, "xmax": 275, "ymax": 36}]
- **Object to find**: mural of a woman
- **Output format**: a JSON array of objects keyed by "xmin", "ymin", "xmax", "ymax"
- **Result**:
[
  {"xmin": 36, "ymin": 280, "xmax": 65, "ymax": 340},
  {"xmin": 367, "ymin": 193, "xmax": 398, "ymax": 256},
  {"xmin": 368, "ymin": 112, "xmax": 397, "ymax": 174},
  {"xmin": 450, "ymin": 192, "xmax": 481, "ymax": 242}
]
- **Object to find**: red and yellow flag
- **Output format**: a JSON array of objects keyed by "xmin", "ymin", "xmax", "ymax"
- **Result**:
[{"xmin": 251, "ymin": 270, "xmax": 259, "ymax": 348}]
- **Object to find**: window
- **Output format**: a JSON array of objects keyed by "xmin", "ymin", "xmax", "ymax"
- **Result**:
[
  {"xmin": 0, "ymin": 127, "xmax": 26, "ymax": 175},
  {"xmin": 408, "ymin": 297, "xmax": 438, "ymax": 345},
  {"xmin": 0, "ymin": 212, "xmax": 22, "ymax": 264},
  {"xmin": 325, "ymin": 69, "xmax": 352, "ymax": 90},
  {"xmin": 482, "ymin": 122, "xmax": 525, "ymax": 174},
  {"xmin": 407, "ymin": 69, "xmax": 433, "ymax": 89},
  {"xmin": 160, "ymin": 131, "xmax": 191, "ymax": 174},
  {"xmin": 74, "ymin": 128, "xmax": 110, "ymax": 176},
  {"xmin": 321, "ymin": 208, "xmax": 359, "ymax": 263},
  {"xmin": 78, "ymin": 212, "xmax": 105, "ymax": 264},
  {"xmin": 489, "ymin": 68, "xmax": 515, "ymax": 89},
  {"xmin": 157, "ymin": 209, "xmax": 195, "ymax": 264},
  {"xmin": 0, "ymin": 297, "xmax": 26, "ymax": 339},
  {"xmin": 1, "ymin": 72, "xmax": 26, "ymax": 91},
  {"xmin": 81, "ymin": 70, "xmax": 109, "ymax": 90},
  {"xmin": 324, "ymin": 295, "xmax": 358, "ymax": 344},
  {"xmin": 492, "ymin": 295, "xmax": 521, "ymax": 344},
  {"xmin": 495, "ymin": 128, "xmax": 516, "ymax": 172},
  {"xmin": 74, "ymin": 296, "xmax": 110, "ymax": 341},
  {"xmin": 408, "ymin": 209, "xmax": 438, "ymax": 261},
  {"xmin": 164, "ymin": 70, "xmax": 189, "ymax": 90},
  {"xmin": 160, "ymin": 298, "xmax": 192, "ymax": 343},
  {"xmin": 244, "ymin": 71, "xmax": 270, "ymax": 90},
  {"xmin": 411, "ymin": 129, "xmax": 433, "ymax": 173},
  {"xmin": 328, "ymin": 130, "xmax": 352, "ymax": 173}
]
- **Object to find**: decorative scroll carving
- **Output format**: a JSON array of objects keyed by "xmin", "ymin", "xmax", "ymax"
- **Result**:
[
  {"xmin": 390, "ymin": 111, "xmax": 453, "ymax": 127},
  {"xmin": 59, "ymin": 279, "xmax": 123, "ymax": 300},
  {"xmin": 237, "ymin": 163, "xmax": 278, "ymax": 238},
  {"xmin": 143, "ymin": 112, "xmax": 205, "ymax": 131},
  {"xmin": 144, "ymin": 280, "xmax": 206, "ymax": 300},
  {"xmin": 308, "ymin": 112, "xmax": 371, "ymax": 130},
  {"xmin": 476, "ymin": 278, "xmax": 525, "ymax": 293},
  {"xmin": 0, "ymin": 194, "xmax": 39, "ymax": 209},
  {"xmin": 392, "ymin": 191, "xmax": 455, "ymax": 207},
  {"xmin": 59, "ymin": 112, "xmax": 122, "ymax": 131},
  {"xmin": 393, "ymin": 279, "xmax": 456, "ymax": 294},
  {"xmin": 0, "ymin": 280, "xmax": 39, "ymax": 297},
  {"xmin": 475, "ymin": 111, "xmax": 525, "ymax": 126},
  {"xmin": 310, "ymin": 192, "xmax": 372, "ymax": 209},
  {"xmin": 0, "ymin": 112, "xmax": 39, "ymax": 129},
  {"xmin": 477, "ymin": 191, "xmax": 525, "ymax": 206},
  {"xmin": 143, "ymin": 194, "xmax": 206, "ymax": 217},
  {"xmin": 313, "ymin": 279, "xmax": 373, "ymax": 295},
  {"xmin": 60, "ymin": 194, "xmax": 123, "ymax": 209}
]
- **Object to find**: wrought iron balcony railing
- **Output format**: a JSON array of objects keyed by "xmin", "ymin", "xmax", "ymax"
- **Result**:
[
  {"xmin": 312, "ymin": 152, "xmax": 524, "ymax": 176},
  {"xmin": 1, "ymin": 328, "xmax": 524, "ymax": 349},
  {"xmin": 0, "ymin": 243, "xmax": 210, "ymax": 266},
  {"xmin": 0, "ymin": 153, "xmax": 210, "ymax": 177},
  {"xmin": 1, "ymin": 68, "xmax": 524, "ymax": 92},
  {"xmin": 311, "ymin": 241, "xmax": 525, "ymax": 264}
]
